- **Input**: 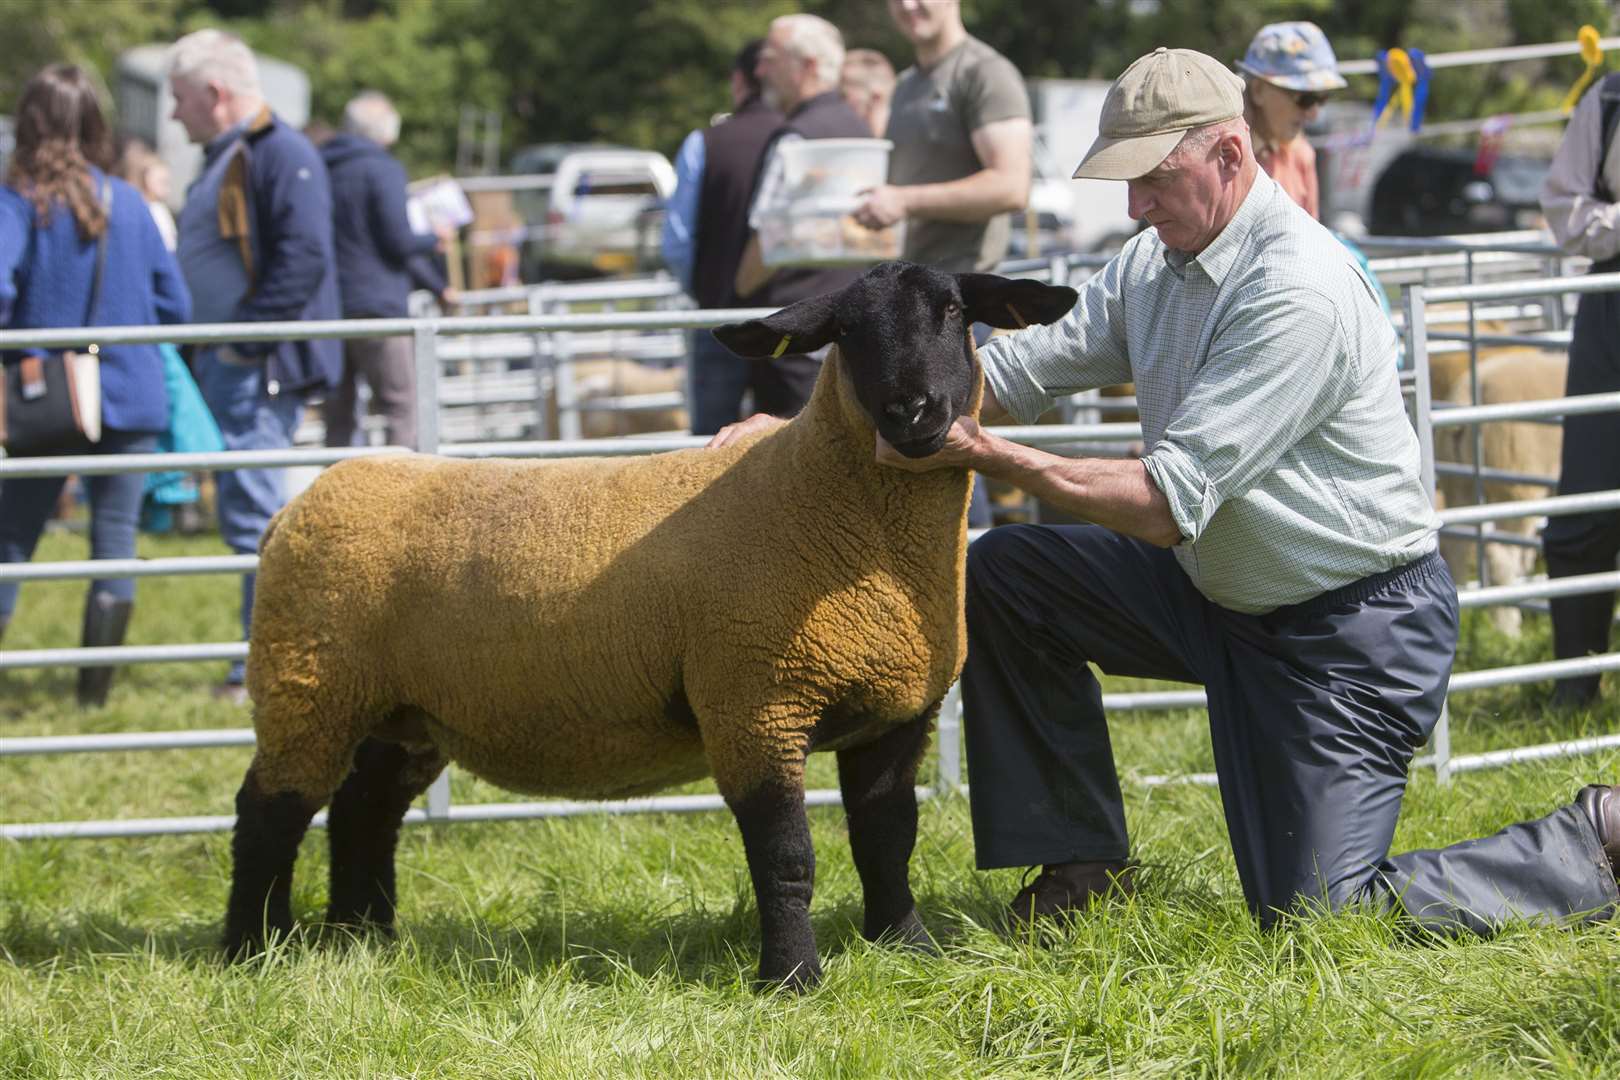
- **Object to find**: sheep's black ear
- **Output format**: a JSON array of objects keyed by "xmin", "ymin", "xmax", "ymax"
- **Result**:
[
  {"xmin": 956, "ymin": 273, "xmax": 1079, "ymax": 330},
  {"xmin": 710, "ymin": 290, "xmax": 841, "ymax": 358}
]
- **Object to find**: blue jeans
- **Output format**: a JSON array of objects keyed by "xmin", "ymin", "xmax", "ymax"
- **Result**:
[
  {"xmin": 687, "ymin": 329, "xmax": 758, "ymax": 436},
  {"xmin": 195, "ymin": 349, "xmax": 304, "ymax": 678},
  {"xmin": 0, "ymin": 429, "xmax": 160, "ymax": 620}
]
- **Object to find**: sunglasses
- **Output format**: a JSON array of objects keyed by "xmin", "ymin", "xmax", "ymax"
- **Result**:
[{"xmin": 1290, "ymin": 91, "xmax": 1328, "ymax": 110}]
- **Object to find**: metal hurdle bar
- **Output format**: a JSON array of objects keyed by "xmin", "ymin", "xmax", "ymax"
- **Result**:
[{"xmin": 4, "ymin": 269, "xmax": 1619, "ymax": 838}]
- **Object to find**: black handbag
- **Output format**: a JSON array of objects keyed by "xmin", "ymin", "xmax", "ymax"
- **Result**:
[{"xmin": 0, "ymin": 178, "xmax": 113, "ymax": 456}]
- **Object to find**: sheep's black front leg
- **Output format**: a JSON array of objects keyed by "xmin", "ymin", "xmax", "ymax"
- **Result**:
[
  {"xmin": 727, "ymin": 781, "xmax": 820, "ymax": 991},
  {"xmin": 223, "ymin": 769, "xmax": 321, "ymax": 959},
  {"xmin": 836, "ymin": 713, "xmax": 933, "ymax": 950},
  {"xmin": 324, "ymin": 737, "xmax": 447, "ymax": 935}
]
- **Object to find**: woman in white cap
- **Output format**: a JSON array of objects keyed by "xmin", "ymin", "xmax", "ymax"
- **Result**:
[{"xmin": 1236, "ymin": 20, "xmax": 1347, "ymax": 219}]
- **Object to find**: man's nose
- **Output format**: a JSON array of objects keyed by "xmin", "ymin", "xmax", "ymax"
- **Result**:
[{"xmin": 1126, "ymin": 183, "xmax": 1151, "ymax": 220}]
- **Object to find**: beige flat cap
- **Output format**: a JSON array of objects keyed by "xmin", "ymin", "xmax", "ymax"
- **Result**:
[{"xmin": 1074, "ymin": 46, "xmax": 1246, "ymax": 180}]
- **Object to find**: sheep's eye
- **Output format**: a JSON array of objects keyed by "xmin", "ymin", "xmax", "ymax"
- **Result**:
[{"xmin": 945, "ymin": 301, "xmax": 962, "ymax": 317}]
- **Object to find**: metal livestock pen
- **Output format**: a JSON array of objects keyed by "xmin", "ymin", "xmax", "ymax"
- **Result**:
[{"xmin": 2, "ymin": 251, "xmax": 1617, "ymax": 839}]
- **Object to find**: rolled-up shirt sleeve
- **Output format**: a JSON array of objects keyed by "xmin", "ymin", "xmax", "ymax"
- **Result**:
[
  {"xmin": 1141, "ymin": 284, "xmax": 1354, "ymax": 543},
  {"xmin": 979, "ymin": 251, "xmax": 1134, "ymax": 423}
]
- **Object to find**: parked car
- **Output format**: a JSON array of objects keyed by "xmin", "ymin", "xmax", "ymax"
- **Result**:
[
  {"xmin": 1368, "ymin": 146, "xmax": 1549, "ymax": 236},
  {"xmin": 509, "ymin": 144, "xmax": 676, "ymax": 280}
]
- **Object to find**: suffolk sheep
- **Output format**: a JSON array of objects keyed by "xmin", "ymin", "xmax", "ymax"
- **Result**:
[
  {"xmin": 1431, "ymin": 346, "xmax": 1566, "ymax": 635},
  {"xmin": 223, "ymin": 262, "xmax": 1078, "ymax": 990}
]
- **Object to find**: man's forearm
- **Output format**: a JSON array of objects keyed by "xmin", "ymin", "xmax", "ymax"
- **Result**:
[
  {"xmin": 901, "ymin": 167, "xmax": 1029, "ymax": 223},
  {"xmin": 972, "ymin": 430, "xmax": 1182, "ymax": 547}
]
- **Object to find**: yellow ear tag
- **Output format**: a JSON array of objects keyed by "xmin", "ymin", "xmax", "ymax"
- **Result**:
[
  {"xmin": 1005, "ymin": 303, "xmax": 1028, "ymax": 329},
  {"xmin": 771, "ymin": 335, "xmax": 791, "ymax": 358}
]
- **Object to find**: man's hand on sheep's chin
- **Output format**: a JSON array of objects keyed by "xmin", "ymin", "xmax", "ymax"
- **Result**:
[
  {"xmin": 704, "ymin": 413, "xmax": 785, "ymax": 449},
  {"xmin": 875, "ymin": 417, "xmax": 985, "ymax": 472}
]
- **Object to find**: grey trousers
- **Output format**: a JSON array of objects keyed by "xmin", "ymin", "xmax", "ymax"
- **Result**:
[
  {"xmin": 963, "ymin": 524, "xmax": 1618, "ymax": 934},
  {"xmin": 323, "ymin": 335, "xmax": 418, "ymax": 450}
]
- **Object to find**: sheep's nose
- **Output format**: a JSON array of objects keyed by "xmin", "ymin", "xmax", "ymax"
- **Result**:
[{"xmin": 883, "ymin": 395, "xmax": 930, "ymax": 427}]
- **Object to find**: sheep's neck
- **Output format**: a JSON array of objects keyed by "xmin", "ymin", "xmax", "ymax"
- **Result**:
[{"xmin": 775, "ymin": 346, "xmax": 977, "ymax": 555}]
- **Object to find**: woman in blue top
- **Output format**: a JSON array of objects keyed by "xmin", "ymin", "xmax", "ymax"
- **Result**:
[{"xmin": 1, "ymin": 64, "xmax": 192, "ymax": 706}]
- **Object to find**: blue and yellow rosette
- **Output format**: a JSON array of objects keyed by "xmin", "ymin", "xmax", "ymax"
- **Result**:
[{"xmin": 1372, "ymin": 47, "xmax": 1431, "ymax": 133}]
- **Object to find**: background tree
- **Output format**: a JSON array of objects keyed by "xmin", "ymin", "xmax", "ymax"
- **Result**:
[{"xmin": 0, "ymin": 0, "xmax": 1614, "ymax": 174}]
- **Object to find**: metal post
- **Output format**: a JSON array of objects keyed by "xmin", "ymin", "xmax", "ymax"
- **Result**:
[
  {"xmin": 1403, "ymin": 285, "xmax": 1453, "ymax": 785},
  {"xmin": 936, "ymin": 683, "xmax": 963, "ymax": 792},
  {"xmin": 528, "ymin": 287, "xmax": 552, "ymax": 440},
  {"xmin": 555, "ymin": 307, "xmax": 582, "ymax": 443},
  {"xmin": 412, "ymin": 322, "xmax": 453, "ymax": 820},
  {"xmin": 1466, "ymin": 278, "xmax": 1488, "ymax": 588}
]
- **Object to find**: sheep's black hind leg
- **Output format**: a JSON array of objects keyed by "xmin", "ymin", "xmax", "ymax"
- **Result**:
[
  {"xmin": 223, "ymin": 770, "xmax": 322, "ymax": 959},
  {"xmin": 727, "ymin": 779, "xmax": 821, "ymax": 991},
  {"xmin": 837, "ymin": 713, "xmax": 933, "ymax": 950},
  {"xmin": 324, "ymin": 737, "xmax": 447, "ymax": 935}
]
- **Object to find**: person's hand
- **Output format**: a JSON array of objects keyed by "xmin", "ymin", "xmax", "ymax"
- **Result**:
[
  {"xmin": 704, "ymin": 412, "xmax": 784, "ymax": 449},
  {"xmin": 438, "ymin": 287, "xmax": 460, "ymax": 310},
  {"xmin": 853, "ymin": 185, "xmax": 908, "ymax": 230},
  {"xmin": 875, "ymin": 417, "xmax": 984, "ymax": 472}
]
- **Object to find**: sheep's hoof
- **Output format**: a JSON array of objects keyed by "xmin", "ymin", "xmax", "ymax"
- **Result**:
[
  {"xmin": 756, "ymin": 958, "xmax": 823, "ymax": 994},
  {"xmin": 221, "ymin": 926, "xmax": 283, "ymax": 963},
  {"xmin": 873, "ymin": 908, "xmax": 938, "ymax": 955},
  {"xmin": 318, "ymin": 916, "xmax": 397, "ymax": 947}
]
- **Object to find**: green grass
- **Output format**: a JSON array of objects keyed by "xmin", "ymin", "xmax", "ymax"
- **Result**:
[{"xmin": 3, "ymin": 530, "xmax": 1618, "ymax": 1078}]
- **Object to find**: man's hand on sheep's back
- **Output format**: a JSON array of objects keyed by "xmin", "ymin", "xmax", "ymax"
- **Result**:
[
  {"xmin": 704, "ymin": 413, "xmax": 787, "ymax": 449},
  {"xmin": 875, "ymin": 417, "xmax": 987, "ymax": 472},
  {"xmin": 706, "ymin": 411, "xmax": 787, "ymax": 450}
]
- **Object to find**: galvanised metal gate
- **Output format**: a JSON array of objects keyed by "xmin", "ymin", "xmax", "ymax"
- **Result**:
[{"xmin": 3, "ymin": 260, "xmax": 1617, "ymax": 840}]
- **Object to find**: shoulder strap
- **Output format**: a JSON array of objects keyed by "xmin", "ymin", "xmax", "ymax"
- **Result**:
[
  {"xmin": 1597, "ymin": 72, "xmax": 1620, "ymax": 203},
  {"xmin": 84, "ymin": 175, "xmax": 113, "ymax": 328}
]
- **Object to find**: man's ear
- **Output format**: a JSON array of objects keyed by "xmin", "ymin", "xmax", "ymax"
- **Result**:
[
  {"xmin": 956, "ymin": 273, "xmax": 1078, "ymax": 329},
  {"xmin": 711, "ymin": 289, "xmax": 841, "ymax": 358}
]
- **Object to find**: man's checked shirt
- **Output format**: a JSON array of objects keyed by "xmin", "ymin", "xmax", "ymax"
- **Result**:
[{"xmin": 979, "ymin": 174, "xmax": 1439, "ymax": 614}]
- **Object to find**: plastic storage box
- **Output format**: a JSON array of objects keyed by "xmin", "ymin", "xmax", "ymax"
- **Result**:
[{"xmin": 755, "ymin": 138, "xmax": 905, "ymax": 267}]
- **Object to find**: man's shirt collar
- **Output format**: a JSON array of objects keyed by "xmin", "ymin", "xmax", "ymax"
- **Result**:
[{"xmin": 1161, "ymin": 174, "xmax": 1276, "ymax": 285}]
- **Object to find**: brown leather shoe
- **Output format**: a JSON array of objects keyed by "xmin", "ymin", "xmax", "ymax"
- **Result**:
[
  {"xmin": 1008, "ymin": 860, "xmax": 1136, "ymax": 927},
  {"xmin": 1576, "ymin": 785, "xmax": 1619, "ymax": 880}
]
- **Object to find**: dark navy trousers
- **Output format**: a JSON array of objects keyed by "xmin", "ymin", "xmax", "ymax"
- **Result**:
[
  {"xmin": 963, "ymin": 524, "xmax": 1618, "ymax": 934},
  {"xmin": 1541, "ymin": 276, "xmax": 1620, "ymax": 693}
]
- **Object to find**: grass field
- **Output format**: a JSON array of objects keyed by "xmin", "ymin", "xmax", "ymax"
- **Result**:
[{"xmin": 2, "ymin": 529, "xmax": 1617, "ymax": 1078}]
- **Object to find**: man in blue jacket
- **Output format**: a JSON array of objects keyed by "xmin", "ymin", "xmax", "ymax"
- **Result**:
[
  {"xmin": 320, "ymin": 91, "xmax": 448, "ymax": 451},
  {"xmin": 169, "ymin": 28, "xmax": 342, "ymax": 700}
]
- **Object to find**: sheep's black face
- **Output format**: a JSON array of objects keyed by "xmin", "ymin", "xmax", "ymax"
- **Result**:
[
  {"xmin": 712, "ymin": 262, "xmax": 1079, "ymax": 457},
  {"xmin": 838, "ymin": 263, "xmax": 976, "ymax": 457}
]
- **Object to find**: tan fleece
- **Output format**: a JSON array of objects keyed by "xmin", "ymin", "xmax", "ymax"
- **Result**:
[{"xmin": 245, "ymin": 347, "xmax": 977, "ymax": 808}]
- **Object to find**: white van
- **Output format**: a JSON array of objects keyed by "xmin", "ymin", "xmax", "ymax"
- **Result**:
[{"xmin": 510, "ymin": 146, "xmax": 676, "ymax": 278}]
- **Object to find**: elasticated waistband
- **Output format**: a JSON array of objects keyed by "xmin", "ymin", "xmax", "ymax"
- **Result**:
[{"xmin": 1269, "ymin": 549, "xmax": 1448, "ymax": 622}]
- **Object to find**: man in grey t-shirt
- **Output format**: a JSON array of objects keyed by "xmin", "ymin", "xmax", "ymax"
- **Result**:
[{"xmin": 852, "ymin": 0, "xmax": 1032, "ymax": 272}]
